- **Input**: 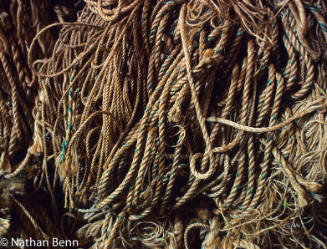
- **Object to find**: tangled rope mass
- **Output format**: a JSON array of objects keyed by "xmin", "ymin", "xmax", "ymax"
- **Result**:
[
  {"xmin": 0, "ymin": 0, "xmax": 82, "ymax": 240},
  {"xmin": 2, "ymin": 0, "xmax": 327, "ymax": 248}
]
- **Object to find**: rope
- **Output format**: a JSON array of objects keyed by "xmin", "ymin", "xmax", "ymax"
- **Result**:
[{"xmin": 2, "ymin": 0, "xmax": 327, "ymax": 248}]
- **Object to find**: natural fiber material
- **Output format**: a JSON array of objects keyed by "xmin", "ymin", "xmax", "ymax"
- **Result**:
[
  {"xmin": 0, "ymin": 0, "xmax": 81, "ymax": 245},
  {"xmin": 2, "ymin": 0, "xmax": 327, "ymax": 248}
]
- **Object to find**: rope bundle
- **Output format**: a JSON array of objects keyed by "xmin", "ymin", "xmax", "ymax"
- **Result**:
[
  {"xmin": 0, "ymin": 0, "xmax": 82, "ymax": 242},
  {"xmin": 0, "ymin": 0, "xmax": 58, "ymax": 237},
  {"xmin": 2, "ymin": 0, "xmax": 327, "ymax": 248},
  {"xmin": 0, "ymin": 0, "xmax": 79, "ymax": 174}
]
